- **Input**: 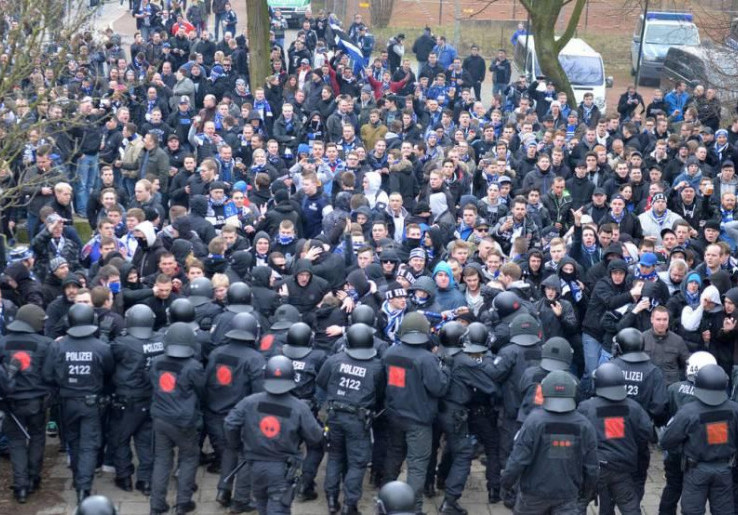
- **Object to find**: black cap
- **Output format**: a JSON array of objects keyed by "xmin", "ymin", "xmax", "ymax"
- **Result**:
[
  {"xmin": 723, "ymin": 160, "xmax": 735, "ymax": 169},
  {"xmin": 593, "ymin": 187, "xmax": 606, "ymax": 196},
  {"xmin": 705, "ymin": 220, "xmax": 721, "ymax": 231}
]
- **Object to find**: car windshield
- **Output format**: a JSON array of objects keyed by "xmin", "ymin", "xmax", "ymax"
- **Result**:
[
  {"xmin": 645, "ymin": 24, "xmax": 699, "ymax": 45},
  {"xmin": 558, "ymin": 55, "xmax": 604, "ymax": 86}
]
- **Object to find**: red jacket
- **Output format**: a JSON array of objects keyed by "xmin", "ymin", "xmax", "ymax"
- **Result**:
[{"xmin": 366, "ymin": 73, "xmax": 410, "ymax": 101}]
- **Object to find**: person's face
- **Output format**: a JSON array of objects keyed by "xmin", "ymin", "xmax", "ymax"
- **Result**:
[
  {"xmin": 54, "ymin": 263, "xmax": 70, "ymax": 279},
  {"xmin": 297, "ymin": 271, "xmax": 311, "ymax": 287},
  {"xmin": 611, "ymin": 269, "xmax": 626, "ymax": 285},
  {"xmin": 255, "ymin": 239, "xmax": 270, "ymax": 254},
  {"xmin": 56, "ymin": 187, "xmax": 72, "ymax": 206},
  {"xmin": 724, "ymin": 194, "xmax": 737, "ymax": 211},
  {"xmin": 662, "ymin": 232, "xmax": 677, "ymax": 249},
  {"xmin": 75, "ymin": 293, "xmax": 92, "ymax": 306},
  {"xmin": 651, "ymin": 310, "xmax": 669, "ymax": 334},
  {"xmin": 452, "ymin": 248, "xmax": 468, "ymax": 265},
  {"xmin": 705, "ymin": 246, "xmax": 721, "ymax": 268},
  {"xmin": 652, "ymin": 198, "xmax": 667, "ymax": 213},
  {"xmin": 583, "ymin": 229, "xmax": 596, "ymax": 247},
  {"xmin": 100, "ymin": 242, "xmax": 116, "ymax": 258},
  {"xmin": 429, "ymin": 173, "xmax": 442, "ymax": 189},
  {"xmin": 512, "ymin": 202, "xmax": 526, "ymax": 220},
  {"xmin": 357, "ymin": 251, "xmax": 373, "ymax": 269},
  {"xmin": 154, "ymin": 282, "xmax": 172, "ymax": 299},
  {"xmin": 372, "ymin": 224, "xmax": 388, "ymax": 241},
  {"xmin": 64, "ymin": 284, "xmax": 79, "ymax": 301},
  {"xmin": 302, "ymin": 179, "xmax": 317, "ymax": 196},
  {"xmin": 435, "ymin": 271, "xmax": 450, "ymax": 289},
  {"xmin": 100, "ymin": 223, "xmax": 114, "ymax": 239},
  {"xmin": 550, "ymin": 245, "xmax": 565, "ymax": 263},
  {"xmin": 611, "ymin": 199, "xmax": 625, "ymax": 215},
  {"xmin": 135, "ymin": 185, "xmax": 149, "ymax": 202},
  {"xmin": 159, "ymin": 256, "xmax": 177, "ymax": 276}
]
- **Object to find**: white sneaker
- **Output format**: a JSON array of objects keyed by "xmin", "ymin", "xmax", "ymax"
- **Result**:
[{"xmin": 101, "ymin": 465, "xmax": 116, "ymax": 473}]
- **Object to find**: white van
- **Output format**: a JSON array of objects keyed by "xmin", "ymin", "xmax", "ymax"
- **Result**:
[
  {"xmin": 630, "ymin": 12, "xmax": 700, "ymax": 85},
  {"xmin": 514, "ymin": 35, "xmax": 612, "ymax": 111}
]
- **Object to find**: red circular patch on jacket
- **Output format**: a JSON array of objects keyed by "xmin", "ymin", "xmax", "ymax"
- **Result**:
[
  {"xmin": 159, "ymin": 372, "xmax": 177, "ymax": 392},
  {"xmin": 12, "ymin": 351, "xmax": 31, "ymax": 371},
  {"xmin": 260, "ymin": 334, "xmax": 274, "ymax": 352},
  {"xmin": 259, "ymin": 415, "xmax": 281, "ymax": 438},
  {"xmin": 216, "ymin": 364, "xmax": 232, "ymax": 385}
]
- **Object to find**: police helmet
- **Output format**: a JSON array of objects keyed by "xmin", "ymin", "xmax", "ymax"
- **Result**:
[
  {"xmin": 226, "ymin": 282, "xmax": 253, "ymax": 313},
  {"xmin": 509, "ymin": 313, "xmax": 542, "ymax": 347},
  {"xmin": 694, "ymin": 364, "xmax": 729, "ymax": 406},
  {"xmin": 168, "ymin": 298, "xmax": 197, "ymax": 328},
  {"xmin": 189, "ymin": 277, "xmax": 214, "ymax": 307},
  {"xmin": 225, "ymin": 312, "xmax": 260, "ymax": 343},
  {"xmin": 350, "ymin": 304, "xmax": 376, "ymax": 327},
  {"xmin": 541, "ymin": 369, "xmax": 577, "ymax": 413},
  {"xmin": 7, "ymin": 304, "xmax": 46, "ymax": 334},
  {"xmin": 613, "ymin": 328, "xmax": 648, "ymax": 362},
  {"xmin": 376, "ymin": 481, "xmax": 416, "ymax": 514},
  {"xmin": 540, "ymin": 337, "xmax": 573, "ymax": 372},
  {"xmin": 270, "ymin": 304, "xmax": 301, "ymax": 331},
  {"xmin": 439, "ymin": 321, "xmax": 466, "ymax": 356},
  {"xmin": 75, "ymin": 495, "xmax": 117, "ymax": 515},
  {"xmin": 398, "ymin": 312, "xmax": 431, "ymax": 345},
  {"xmin": 686, "ymin": 351, "xmax": 717, "ymax": 383},
  {"xmin": 264, "ymin": 355, "xmax": 297, "ymax": 394},
  {"xmin": 593, "ymin": 362, "xmax": 627, "ymax": 401},
  {"xmin": 67, "ymin": 304, "xmax": 98, "ymax": 338},
  {"xmin": 462, "ymin": 322, "xmax": 489, "ymax": 354},
  {"xmin": 345, "ymin": 323, "xmax": 377, "ymax": 360},
  {"xmin": 283, "ymin": 322, "xmax": 313, "ymax": 359},
  {"xmin": 164, "ymin": 322, "xmax": 196, "ymax": 358},
  {"xmin": 493, "ymin": 291, "xmax": 522, "ymax": 318},
  {"xmin": 125, "ymin": 304, "xmax": 156, "ymax": 339}
]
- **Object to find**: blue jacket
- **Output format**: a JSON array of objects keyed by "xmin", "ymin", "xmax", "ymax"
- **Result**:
[
  {"xmin": 664, "ymin": 90, "xmax": 690, "ymax": 122},
  {"xmin": 432, "ymin": 44, "xmax": 457, "ymax": 70}
]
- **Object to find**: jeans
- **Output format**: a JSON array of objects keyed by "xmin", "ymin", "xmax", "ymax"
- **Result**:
[
  {"xmin": 493, "ymin": 82, "xmax": 508, "ymax": 97},
  {"xmin": 213, "ymin": 12, "xmax": 228, "ymax": 40},
  {"xmin": 26, "ymin": 212, "xmax": 40, "ymax": 240},
  {"xmin": 581, "ymin": 333, "xmax": 603, "ymax": 395},
  {"xmin": 74, "ymin": 154, "xmax": 99, "ymax": 214}
]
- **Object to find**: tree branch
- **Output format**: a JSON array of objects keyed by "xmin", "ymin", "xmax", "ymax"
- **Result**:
[{"xmin": 555, "ymin": 0, "xmax": 587, "ymax": 53}]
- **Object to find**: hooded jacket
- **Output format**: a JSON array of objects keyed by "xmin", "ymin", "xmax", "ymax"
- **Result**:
[
  {"xmin": 433, "ymin": 261, "xmax": 466, "ymax": 310},
  {"xmin": 388, "ymin": 158, "xmax": 419, "ymax": 210},
  {"xmin": 582, "ymin": 259, "xmax": 633, "ymax": 340},
  {"xmin": 131, "ymin": 221, "xmax": 166, "ymax": 278},
  {"xmin": 284, "ymin": 259, "xmax": 330, "ymax": 314},
  {"xmin": 188, "ymin": 195, "xmax": 217, "ymax": 244},
  {"xmin": 534, "ymin": 274, "xmax": 578, "ymax": 340},
  {"xmin": 407, "ymin": 275, "xmax": 443, "ymax": 313}
]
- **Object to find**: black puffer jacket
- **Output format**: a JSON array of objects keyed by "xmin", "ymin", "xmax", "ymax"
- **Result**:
[
  {"xmin": 251, "ymin": 266, "xmax": 282, "ymax": 320},
  {"xmin": 188, "ymin": 195, "xmax": 217, "ymax": 244}
]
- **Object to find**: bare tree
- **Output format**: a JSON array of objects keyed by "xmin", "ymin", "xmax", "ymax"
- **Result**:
[
  {"xmin": 246, "ymin": 0, "xmax": 271, "ymax": 94},
  {"xmin": 370, "ymin": 0, "xmax": 395, "ymax": 29}
]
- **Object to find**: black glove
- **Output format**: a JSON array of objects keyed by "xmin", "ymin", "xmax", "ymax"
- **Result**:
[
  {"xmin": 5, "ymin": 358, "xmax": 21, "ymax": 380},
  {"xmin": 501, "ymin": 471, "xmax": 516, "ymax": 492}
]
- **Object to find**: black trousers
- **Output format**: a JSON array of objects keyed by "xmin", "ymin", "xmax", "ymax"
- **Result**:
[
  {"xmin": 109, "ymin": 398, "xmax": 153, "ymax": 482},
  {"xmin": 150, "ymin": 418, "xmax": 199, "ymax": 511},
  {"xmin": 5, "ymin": 397, "xmax": 46, "ymax": 490},
  {"xmin": 61, "ymin": 397, "xmax": 102, "ymax": 491}
]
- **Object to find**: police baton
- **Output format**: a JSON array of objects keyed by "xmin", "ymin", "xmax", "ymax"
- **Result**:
[
  {"xmin": 222, "ymin": 459, "xmax": 248, "ymax": 483},
  {"xmin": 8, "ymin": 409, "xmax": 30, "ymax": 441}
]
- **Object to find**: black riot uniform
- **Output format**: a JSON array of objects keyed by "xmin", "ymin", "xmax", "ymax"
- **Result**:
[
  {"xmin": 42, "ymin": 304, "xmax": 114, "ymax": 503},
  {"xmin": 258, "ymin": 304, "xmax": 301, "ymax": 359},
  {"xmin": 188, "ymin": 277, "xmax": 223, "ymax": 356},
  {"xmin": 210, "ymin": 282, "xmax": 269, "ymax": 354},
  {"xmin": 329, "ymin": 305, "xmax": 390, "ymax": 358},
  {"xmin": 205, "ymin": 312, "xmax": 266, "ymax": 511},
  {"xmin": 0, "ymin": 305, "xmax": 52, "ymax": 503},
  {"xmin": 578, "ymin": 362, "xmax": 653, "ymax": 515},
  {"xmin": 317, "ymin": 323, "xmax": 385, "ymax": 515},
  {"xmin": 659, "ymin": 351, "xmax": 716, "ymax": 515},
  {"xmin": 660, "ymin": 364, "xmax": 738, "ymax": 515},
  {"xmin": 148, "ymin": 322, "xmax": 206, "ymax": 515},
  {"xmin": 382, "ymin": 312, "xmax": 450, "ymax": 513},
  {"xmin": 109, "ymin": 305, "xmax": 165, "ymax": 495},
  {"xmin": 501, "ymin": 370, "xmax": 599, "ymax": 514},
  {"xmin": 517, "ymin": 336, "xmax": 574, "ymax": 424},
  {"xmin": 489, "ymin": 312, "xmax": 542, "ymax": 506},
  {"xmin": 280, "ymin": 322, "xmax": 327, "ymax": 501},
  {"xmin": 435, "ymin": 322, "xmax": 498, "ymax": 515},
  {"xmin": 610, "ymin": 327, "xmax": 668, "ymax": 503},
  {"xmin": 488, "ymin": 291, "xmax": 527, "ymax": 352},
  {"xmin": 224, "ymin": 355, "xmax": 324, "ymax": 515},
  {"xmin": 167, "ymin": 298, "xmax": 208, "ymax": 361}
]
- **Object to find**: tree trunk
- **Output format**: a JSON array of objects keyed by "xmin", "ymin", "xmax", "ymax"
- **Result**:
[
  {"xmin": 246, "ymin": 0, "xmax": 271, "ymax": 94},
  {"xmin": 370, "ymin": 0, "xmax": 394, "ymax": 28},
  {"xmin": 523, "ymin": 0, "xmax": 587, "ymax": 108}
]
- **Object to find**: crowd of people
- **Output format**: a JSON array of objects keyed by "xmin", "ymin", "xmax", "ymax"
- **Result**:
[{"xmin": 3, "ymin": 1, "xmax": 738, "ymax": 514}]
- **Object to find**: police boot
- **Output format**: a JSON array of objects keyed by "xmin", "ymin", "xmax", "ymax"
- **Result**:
[
  {"xmin": 440, "ymin": 496, "xmax": 468, "ymax": 515},
  {"xmin": 216, "ymin": 489, "xmax": 232, "ymax": 507},
  {"xmin": 115, "ymin": 476, "xmax": 133, "ymax": 492},
  {"xmin": 502, "ymin": 489, "xmax": 516, "ymax": 510},
  {"xmin": 487, "ymin": 488, "xmax": 501, "ymax": 504},
  {"xmin": 296, "ymin": 483, "xmax": 318, "ymax": 502},
  {"xmin": 423, "ymin": 482, "xmax": 437, "ymax": 497},
  {"xmin": 340, "ymin": 504, "xmax": 361, "ymax": 515},
  {"xmin": 135, "ymin": 480, "xmax": 151, "ymax": 496},
  {"xmin": 77, "ymin": 489, "xmax": 90, "ymax": 504},
  {"xmin": 14, "ymin": 487, "xmax": 28, "ymax": 504},
  {"xmin": 175, "ymin": 500, "xmax": 196, "ymax": 514},
  {"xmin": 229, "ymin": 499, "xmax": 257, "ymax": 513},
  {"xmin": 327, "ymin": 493, "xmax": 341, "ymax": 514},
  {"xmin": 29, "ymin": 477, "xmax": 41, "ymax": 494},
  {"xmin": 206, "ymin": 460, "xmax": 221, "ymax": 474}
]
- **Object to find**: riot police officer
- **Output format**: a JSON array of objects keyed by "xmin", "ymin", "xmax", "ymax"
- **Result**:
[
  {"xmin": 501, "ymin": 370, "xmax": 599, "ymax": 514},
  {"xmin": 382, "ymin": 312, "xmax": 450, "ymax": 513},
  {"xmin": 489, "ymin": 312, "xmax": 542, "ymax": 507},
  {"xmin": 149, "ymin": 322, "xmax": 206, "ymax": 515},
  {"xmin": 0, "ymin": 304, "xmax": 51, "ymax": 503},
  {"xmin": 660, "ymin": 351, "xmax": 717, "ymax": 515},
  {"xmin": 168, "ymin": 298, "xmax": 207, "ymax": 361},
  {"xmin": 281, "ymin": 321, "xmax": 327, "ymax": 501},
  {"xmin": 317, "ymin": 323, "xmax": 385, "ymax": 515},
  {"xmin": 611, "ymin": 327, "xmax": 668, "ymax": 502},
  {"xmin": 517, "ymin": 336, "xmax": 574, "ymax": 424},
  {"xmin": 211, "ymin": 282, "xmax": 265, "ymax": 350},
  {"xmin": 75, "ymin": 494, "xmax": 117, "ymax": 515},
  {"xmin": 224, "ymin": 355, "xmax": 324, "ymax": 515},
  {"xmin": 258, "ymin": 304, "xmax": 301, "ymax": 358},
  {"xmin": 578, "ymin": 362, "xmax": 653, "ymax": 515},
  {"xmin": 42, "ymin": 303, "xmax": 114, "ymax": 504},
  {"xmin": 435, "ymin": 321, "xmax": 498, "ymax": 515},
  {"xmin": 206, "ymin": 312, "xmax": 266, "ymax": 510},
  {"xmin": 660, "ymin": 364, "xmax": 738, "ymax": 515},
  {"xmin": 330, "ymin": 305, "xmax": 390, "ymax": 357},
  {"xmin": 109, "ymin": 304, "xmax": 165, "ymax": 495},
  {"xmin": 376, "ymin": 481, "xmax": 416, "ymax": 515},
  {"xmin": 488, "ymin": 291, "xmax": 526, "ymax": 351},
  {"xmin": 189, "ymin": 277, "xmax": 224, "ymax": 328},
  {"xmin": 462, "ymin": 321, "xmax": 502, "ymax": 504}
]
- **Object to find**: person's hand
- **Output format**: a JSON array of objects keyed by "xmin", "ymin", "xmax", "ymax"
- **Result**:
[
  {"xmin": 305, "ymin": 246, "xmax": 322, "ymax": 261},
  {"xmin": 702, "ymin": 329, "xmax": 711, "ymax": 343},
  {"xmin": 41, "ymin": 187, "xmax": 52, "ymax": 195},
  {"xmin": 279, "ymin": 284, "xmax": 288, "ymax": 297},
  {"xmin": 571, "ymin": 207, "xmax": 583, "ymax": 226},
  {"xmin": 335, "ymin": 290, "xmax": 348, "ymax": 300},
  {"xmin": 503, "ymin": 217, "xmax": 513, "ymax": 231},
  {"xmin": 172, "ymin": 278, "xmax": 183, "ymax": 291},
  {"xmin": 185, "ymin": 185, "xmax": 191, "ymax": 194},
  {"xmin": 8, "ymin": 220, "xmax": 15, "ymax": 231},
  {"xmin": 551, "ymin": 301, "xmax": 563, "ymax": 317},
  {"xmin": 325, "ymin": 325, "xmax": 344, "ymax": 337},
  {"xmin": 632, "ymin": 298, "xmax": 651, "ymax": 314},
  {"xmin": 341, "ymin": 296, "xmax": 355, "ymax": 313},
  {"xmin": 724, "ymin": 317, "xmax": 737, "ymax": 332},
  {"xmin": 630, "ymin": 283, "xmax": 643, "ymax": 300}
]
